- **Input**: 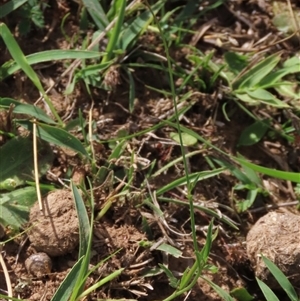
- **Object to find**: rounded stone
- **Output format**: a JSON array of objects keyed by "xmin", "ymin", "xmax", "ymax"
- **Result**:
[
  {"xmin": 246, "ymin": 211, "xmax": 300, "ymax": 289},
  {"xmin": 28, "ymin": 190, "xmax": 79, "ymax": 256}
]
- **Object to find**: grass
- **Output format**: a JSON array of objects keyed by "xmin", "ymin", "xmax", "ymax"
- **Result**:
[{"xmin": 0, "ymin": 0, "xmax": 300, "ymax": 300}]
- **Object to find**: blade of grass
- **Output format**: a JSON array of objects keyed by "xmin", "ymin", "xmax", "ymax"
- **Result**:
[
  {"xmin": 155, "ymin": 168, "xmax": 226, "ymax": 196},
  {"xmin": 0, "ymin": 0, "xmax": 28, "ymax": 18},
  {"xmin": 0, "ymin": 23, "xmax": 63, "ymax": 125},
  {"xmin": 261, "ymin": 256, "xmax": 298, "ymax": 301},
  {"xmin": 117, "ymin": 1, "xmax": 164, "ymax": 51},
  {"xmin": 0, "ymin": 98, "xmax": 56, "ymax": 124},
  {"xmin": 34, "ymin": 122, "xmax": 89, "ymax": 157},
  {"xmin": 256, "ymin": 278, "xmax": 280, "ymax": 301},
  {"xmin": 70, "ymin": 181, "xmax": 94, "ymax": 300},
  {"xmin": 236, "ymin": 157, "xmax": 300, "ymax": 183},
  {"xmin": 82, "ymin": 0, "xmax": 108, "ymax": 30},
  {"xmin": 102, "ymin": 0, "xmax": 126, "ymax": 63},
  {"xmin": 51, "ymin": 256, "xmax": 85, "ymax": 301},
  {"xmin": 202, "ymin": 276, "xmax": 235, "ymax": 301},
  {"xmin": 0, "ymin": 50, "xmax": 104, "ymax": 80},
  {"xmin": 76, "ymin": 268, "xmax": 124, "ymax": 299}
]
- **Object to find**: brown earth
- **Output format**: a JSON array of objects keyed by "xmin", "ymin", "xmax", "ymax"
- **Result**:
[{"xmin": 0, "ymin": 0, "xmax": 300, "ymax": 300}]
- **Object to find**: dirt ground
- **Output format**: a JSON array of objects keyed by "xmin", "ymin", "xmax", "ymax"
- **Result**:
[{"xmin": 0, "ymin": 0, "xmax": 300, "ymax": 300}]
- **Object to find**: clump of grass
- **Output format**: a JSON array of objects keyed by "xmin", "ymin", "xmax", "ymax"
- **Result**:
[{"xmin": 0, "ymin": 1, "xmax": 300, "ymax": 300}]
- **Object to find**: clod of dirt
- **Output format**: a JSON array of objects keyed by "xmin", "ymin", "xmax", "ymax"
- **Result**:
[
  {"xmin": 28, "ymin": 190, "xmax": 79, "ymax": 256},
  {"xmin": 25, "ymin": 252, "xmax": 52, "ymax": 277},
  {"xmin": 246, "ymin": 211, "xmax": 300, "ymax": 289}
]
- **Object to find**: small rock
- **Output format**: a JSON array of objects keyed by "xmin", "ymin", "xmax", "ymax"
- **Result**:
[
  {"xmin": 246, "ymin": 211, "xmax": 300, "ymax": 289},
  {"xmin": 28, "ymin": 190, "xmax": 79, "ymax": 256}
]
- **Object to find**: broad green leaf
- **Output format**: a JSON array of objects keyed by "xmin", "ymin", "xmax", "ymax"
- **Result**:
[
  {"xmin": 0, "ymin": 0, "xmax": 28, "ymax": 18},
  {"xmin": 0, "ymin": 187, "xmax": 41, "ymax": 228},
  {"xmin": 235, "ymin": 188, "xmax": 258, "ymax": 212},
  {"xmin": 0, "ymin": 137, "xmax": 54, "ymax": 188},
  {"xmin": 230, "ymin": 287, "xmax": 254, "ymax": 301},
  {"xmin": 284, "ymin": 56, "xmax": 300, "ymax": 68},
  {"xmin": 237, "ymin": 119, "xmax": 270, "ymax": 146},
  {"xmin": 224, "ymin": 52, "xmax": 249, "ymax": 74},
  {"xmin": 35, "ymin": 123, "xmax": 89, "ymax": 157},
  {"xmin": 235, "ymin": 93, "xmax": 260, "ymax": 105},
  {"xmin": 0, "ymin": 98, "xmax": 56, "ymax": 124},
  {"xmin": 246, "ymin": 89, "xmax": 276, "ymax": 101},
  {"xmin": 170, "ymin": 132, "xmax": 198, "ymax": 146},
  {"xmin": 261, "ymin": 256, "xmax": 298, "ymax": 301},
  {"xmin": 233, "ymin": 53, "xmax": 281, "ymax": 90}
]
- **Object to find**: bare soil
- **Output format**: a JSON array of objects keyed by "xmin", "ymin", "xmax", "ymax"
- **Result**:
[{"xmin": 0, "ymin": 0, "xmax": 300, "ymax": 300}]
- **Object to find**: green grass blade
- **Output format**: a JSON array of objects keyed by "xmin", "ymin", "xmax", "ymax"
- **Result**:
[
  {"xmin": 235, "ymin": 157, "xmax": 300, "ymax": 183},
  {"xmin": 202, "ymin": 276, "xmax": 235, "ymax": 301},
  {"xmin": 0, "ymin": 23, "xmax": 63, "ymax": 125},
  {"xmin": 124, "ymin": 67, "xmax": 135, "ymax": 113},
  {"xmin": 0, "ymin": 98, "xmax": 56, "ymax": 124},
  {"xmin": 77, "ymin": 268, "xmax": 125, "ymax": 299},
  {"xmin": 157, "ymin": 168, "xmax": 226, "ymax": 196},
  {"xmin": 102, "ymin": 0, "xmax": 126, "ymax": 63},
  {"xmin": 261, "ymin": 256, "xmax": 298, "ymax": 301},
  {"xmin": 71, "ymin": 183, "xmax": 90, "ymax": 259},
  {"xmin": 82, "ymin": 0, "xmax": 108, "ymax": 30},
  {"xmin": 0, "ymin": 23, "xmax": 44, "ymax": 91},
  {"xmin": 118, "ymin": 2, "xmax": 164, "ymax": 51},
  {"xmin": 256, "ymin": 278, "xmax": 280, "ymax": 301},
  {"xmin": 70, "ymin": 182, "xmax": 93, "ymax": 299},
  {"xmin": 158, "ymin": 197, "xmax": 238, "ymax": 229},
  {"xmin": 0, "ymin": 0, "xmax": 28, "ymax": 18},
  {"xmin": 0, "ymin": 50, "xmax": 104, "ymax": 80},
  {"xmin": 51, "ymin": 256, "xmax": 85, "ymax": 301},
  {"xmin": 259, "ymin": 63, "xmax": 300, "ymax": 88}
]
